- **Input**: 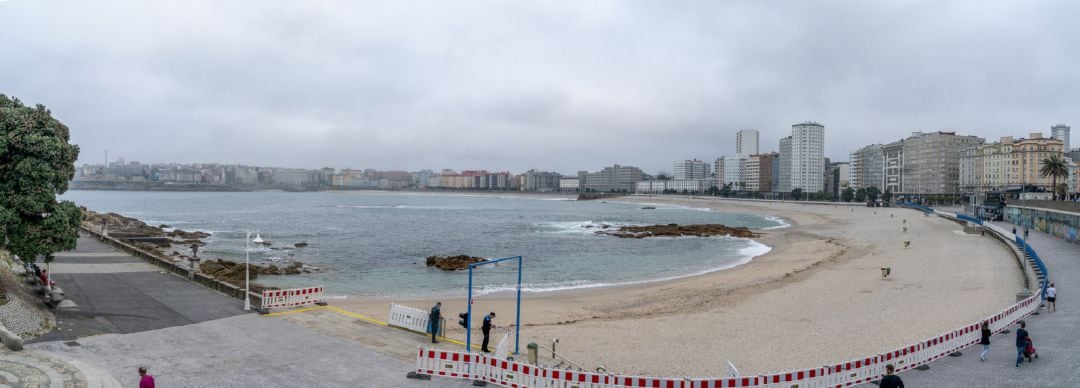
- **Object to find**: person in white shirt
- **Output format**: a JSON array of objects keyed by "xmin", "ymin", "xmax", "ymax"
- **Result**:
[{"xmin": 1046, "ymin": 283, "xmax": 1056, "ymax": 312}]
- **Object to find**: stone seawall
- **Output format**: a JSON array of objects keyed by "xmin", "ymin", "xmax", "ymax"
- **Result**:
[{"xmin": 79, "ymin": 225, "xmax": 264, "ymax": 308}]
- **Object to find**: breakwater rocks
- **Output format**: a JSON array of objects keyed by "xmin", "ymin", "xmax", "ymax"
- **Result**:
[
  {"xmin": 82, "ymin": 209, "xmax": 210, "ymax": 244},
  {"xmin": 596, "ymin": 224, "xmax": 760, "ymax": 239},
  {"xmin": 199, "ymin": 259, "xmax": 321, "ymax": 286},
  {"xmin": 426, "ymin": 255, "xmax": 487, "ymax": 271}
]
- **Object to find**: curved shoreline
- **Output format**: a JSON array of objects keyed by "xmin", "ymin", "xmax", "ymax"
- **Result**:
[{"xmin": 334, "ymin": 197, "xmax": 1023, "ymax": 375}]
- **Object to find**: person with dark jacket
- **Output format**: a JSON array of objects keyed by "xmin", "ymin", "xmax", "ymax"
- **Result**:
[
  {"xmin": 429, "ymin": 302, "xmax": 441, "ymax": 343},
  {"xmin": 979, "ymin": 321, "xmax": 991, "ymax": 361},
  {"xmin": 481, "ymin": 312, "xmax": 496, "ymax": 352},
  {"xmin": 1015, "ymin": 321, "xmax": 1029, "ymax": 368},
  {"xmin": 879, "ymin": 364, "xmax": 904, "ymax": 388}
]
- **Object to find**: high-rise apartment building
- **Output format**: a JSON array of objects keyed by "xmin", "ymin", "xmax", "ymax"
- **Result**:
[
  {"xmin": 756, "ymin": 153, "xmax": 779, "ymax": 193},
  {"xmin": 883, "ymin": 141, "xmax": 904, "ymax": 194},
  {"xmin": 825, "ymin": 162, "xmax": 850, "ymax": 198},
  {"xmin": 848, "ymin": 144, "xmax": 884, "ymax": 190},
  {"xmin": 1052, "ymin": 124, "xmax": 1071, "ymax": 151},
  {"xmin": 721, "ymin": 155, "xmax": 748, "ymax": 189},
  {"xmin": 736, "ymin": 129, "xmax": 760, "ymax": 156},
  {"xmin": 582, "ymin": 164, "xmax": 643, "ymax": 192},
  {"xmin": 674, "ymin": 159, "xmax": 711, "ymax": 180},
  {"xmin": 790, "ymin": 122, "xmax": 826, "ymax": 192},
  {"xmin": 778, "ymin": 136, "xmax": 792, "ymax": 193},
  {"xmin": 898, "ymin": 131, "xmax": 984, "ymax": 194}
]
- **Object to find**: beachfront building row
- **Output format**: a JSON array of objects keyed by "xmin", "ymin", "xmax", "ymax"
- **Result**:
[
  {"xmin": 959, "ymin": 133, "xmax": 1068, "ymax": 194},
  {"xmin": 582, "ymin": 164, "xmax": 644, "ymax": 193},
  {"xmin": 635, "ymin": 179, "xmax": 716, "ymax": 194},
  {"xmin": 674, "ymin": 159, "xmax": 711, "ymax": 180}
]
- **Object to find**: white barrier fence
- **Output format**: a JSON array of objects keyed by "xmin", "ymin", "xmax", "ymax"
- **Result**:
[
  {"xmin": 389, "ymin": 303, "xmax": 437, "ymax": 334},
  {"xmin": 417, "ymin": 291, "xmax": 1043, "ymax": 388},
  {"xmin": 260, "ymin": 286, "xmax": 324, "ymax": 309}
]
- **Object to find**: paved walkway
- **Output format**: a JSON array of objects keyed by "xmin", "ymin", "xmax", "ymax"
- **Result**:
[
  {"xmin": 31, "ymin": 235, "xmax": 244, "ymax": 343},
  {"xmin": 880, "ymin": 222, "xmax": 1080, "ymax": 387}
]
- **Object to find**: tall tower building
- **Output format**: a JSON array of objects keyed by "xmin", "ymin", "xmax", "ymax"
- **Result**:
[
  {"xmin": 736, "ymin": 129, "xmax": 760, "ymax": 156},
  {"xmin": 1052, "ymin": 124, "xmax": 1070, "ymax": 151},
  {"xmin": 790, "ymin": 122, "xmax": 826, "ymax": 192},
  {"xmin": 778, "ymin": 136, "xmax": 792, "ymax": 193}
]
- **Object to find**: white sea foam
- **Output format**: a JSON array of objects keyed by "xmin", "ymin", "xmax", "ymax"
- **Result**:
[
  {"xmin": 761, "ymin": 215, "xmax": 790, "ymax": 229},
  {"xmin": 534, "ymin": 220, "xmax": 638, "ymax": 235},
  {"xmin": 333, "ymin": 205, "xmax": 462, "ymax": 210},
  {"xmin": 472, "ymin": 238, "xmax": 772, "ymax": 295}
]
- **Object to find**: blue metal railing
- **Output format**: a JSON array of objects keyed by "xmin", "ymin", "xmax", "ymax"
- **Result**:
[
  {"xmin": 1016, "ymin": 236, "xmax": 1050, "ymax": 300},
  {"xmin": 956, "ymin": 213, "xmax": 983, "ymax": 225},
  {"xmin": 898, "ymin": 202, "xmax": 935, "ymax": 214}
]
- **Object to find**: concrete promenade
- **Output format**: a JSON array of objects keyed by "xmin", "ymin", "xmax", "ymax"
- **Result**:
[
  {"xmin": 3, "ymin": 233, "xmax": 469, "ymax": 387},
  {"xmin": 876, "ymin": 221, "xmax": 1079, "ymax": 387}
]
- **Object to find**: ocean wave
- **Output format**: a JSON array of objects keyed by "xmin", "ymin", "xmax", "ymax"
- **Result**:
[
  {"xmin": 472, "ymin": 239, "xmax": 772, "ymax": 295},
  {"xmin": 333, "ymin": 205, "xmax": 462, "ymax": 210},
  {"xmin": 760, "ymin": 215, "xmax": 790, "ymax": 229},
  {"xmin": 533, "ymin": 220, "xmax": 638, "ymax": 234}
]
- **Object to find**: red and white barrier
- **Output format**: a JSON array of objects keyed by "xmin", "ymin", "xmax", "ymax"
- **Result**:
[
  {"xmin": 260, "ymin": 286, "xmax": 325, "ymax": 309},
  {"xmin": 414, "ymin": 292, "xmax": 1046, "ymax": 388}
]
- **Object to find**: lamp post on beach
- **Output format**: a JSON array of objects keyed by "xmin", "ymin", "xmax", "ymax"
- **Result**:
[{"xmin": 245, "ymin": 231, "xmax": 264, "ymax": 311}]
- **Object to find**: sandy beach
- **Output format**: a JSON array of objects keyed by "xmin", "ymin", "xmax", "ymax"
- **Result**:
[{"xmin": 331, "ymin": 197, "xmax": 1026, "ymax": 376}]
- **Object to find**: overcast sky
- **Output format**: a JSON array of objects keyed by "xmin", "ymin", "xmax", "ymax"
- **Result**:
[{"xmin": 2, "ymin": 1, "xmax": 1077, "ymax": 174}]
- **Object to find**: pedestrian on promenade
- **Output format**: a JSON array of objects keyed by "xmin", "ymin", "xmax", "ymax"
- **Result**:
[
  {"xmin": 1024, "ymin": 227, "xmax": 1029, "ymax": 240},
  {"xmin": 138, "ymin": 367, "xmax": 155, "ymax": 388},
  {"xmin": 1046, "ymin": 283, "xmax": 1056, "ymax": 312},
  {"xmin": 1012, "ymin": 226, "xmax": 1017, "ymax": 235},
  {"xmin": 879, "ymin": 364, "xmax": 904, "ymax": 388},
  {"xmin": 481, "ymin": 312, "xmax": 496, "ymax": 353},
  {"xmin": 1015, "ymin": 321, "xmax": 1029, "ymax": 368},
  {"xmin": 429, "ymin": 302, "xmax": 441, "ymax": 343},
  {"xmin": 979, "ymin": 321, "xmax": 991, "ymax": 361}
]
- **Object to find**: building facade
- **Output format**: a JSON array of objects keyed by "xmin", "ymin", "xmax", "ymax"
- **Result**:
[
  {"xmin": 583, "ymin": 164, "xmax": 643, "ymax": 192},
  {"xmin": 778, "ymin": 136, "xmax": 792, "ymax": 193},
  {"xmin": 900, "ymin": 131, "xmax": 984, "ymax": 195},
  {"xmin": 1052, "ymin": 124, "xmax": 1071, "ymax": 151},
  {"xmin": 848, "ymin": 144, "xmax": 884, "ymax": 190},
  {"xmin": 674, "ymin": 159, "xmax": 711, "ymax": 180},
  {"xmin": 721, "ymin": 155, "xmax": 748, "ymax": 190},
  {"xmin": 736, "ymin": 129, "xmax": 760, "ymax": 156},
  {"xmin": 790, "ymin": 122, "xmax": 826, "ymax": 192}
]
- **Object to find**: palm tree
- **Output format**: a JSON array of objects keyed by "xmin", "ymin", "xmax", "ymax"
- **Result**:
[{"xmin": 1039, "ymin": 155, "xmax": 1069, "ymax": 201}]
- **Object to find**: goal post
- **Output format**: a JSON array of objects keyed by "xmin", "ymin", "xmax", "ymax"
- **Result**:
[{"xmin": 466, "ymin": 255, "xmax": 523, "ymax": 355}]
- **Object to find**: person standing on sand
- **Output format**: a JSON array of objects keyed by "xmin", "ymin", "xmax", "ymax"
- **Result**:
[
  {"xmin": 1046, "ymin": 283, "xmax": 1056, "ymax": 312},
  {"xmin": 879, "ymin": 364, "xmax": 904, "ymax": 388},
  {"xmin": 138, "ymin": 367, "xmax": 155, "ymax": 388},
  {"xmin": 429, "ymin": 302, "xmax": 442, "ymax": 343},
  {"xmin": 979, "ymin": 321, "xmax": 991, "ymax": 361},
  {"xmin": 481, "ymin": 312, "xmax": 496, "ymax": 352},
  {"xmin": 1015, "ymin": 321, "xmax": 1029, "ymax": 368}
]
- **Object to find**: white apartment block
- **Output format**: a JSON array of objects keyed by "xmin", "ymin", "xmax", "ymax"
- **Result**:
[
  {"xmin": 721, "ymin": 155, "xmax": 748, "ymax": 189},
  {"xmin": 736, "ymin": 129, "xmax": 760, "ymax": 156},
  {"xmin": 744, "ymin": 157, "xmax": 761, "ymax": 191},
  {"xmin": 674, "ymin": 159, "xmax": 711, "ymax": 180},
  {"xmin": 790, "ymin": 122, "xmax": 826, "ymax": 192},
  {"xmin": 635, "ymin": 179, "xmax": 715, "ymax": 194},
  {"xmin": 778, "ymin": 136, "xmax": 792, "ymax": 192}
]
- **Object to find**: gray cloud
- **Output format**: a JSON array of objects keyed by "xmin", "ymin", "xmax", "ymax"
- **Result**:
[{"xmin": 2, "ymin": 0, "xmax": 1077, "ymax": 174}]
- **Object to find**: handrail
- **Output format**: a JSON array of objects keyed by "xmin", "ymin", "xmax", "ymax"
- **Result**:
[{"xmin": 532, "ymin": 344, "xmax": 594, "ymax": 373}]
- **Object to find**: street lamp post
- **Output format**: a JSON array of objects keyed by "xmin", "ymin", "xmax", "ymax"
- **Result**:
[{"xmin": 245, "ymin": 231, "xmax": 264, "ymax": 311}]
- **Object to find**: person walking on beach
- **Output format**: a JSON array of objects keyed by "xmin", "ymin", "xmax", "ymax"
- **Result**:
[
  {"xmin": 481, "ymin": 312, "xmax": 496, "ymax": 352},
  {"xmin": 979, "ymin": 321, "xmax": 991, "ymax": 361},
  {"xmin": 138, "ymin": 367, "xmax": 155, "ymax": 388},
  {"xmin": 429, "ymin": 302, "xmax": 441, "ymax": 343},
  {"xmin": 1046, "ymin": 283, "xmax": 1056, "ymax": 312},
  {"xmin": 879, "ymin": 364, "xmax": 904, "ymax": 388},
  {"xmin": 1015, "ymin": 321, "xmax": 1029, "ymax": 368}
]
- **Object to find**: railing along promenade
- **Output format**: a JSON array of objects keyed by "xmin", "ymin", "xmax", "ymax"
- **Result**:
[{"xmin": 415, "ymin": 201, "xmax": 1049, "ymax": 387}]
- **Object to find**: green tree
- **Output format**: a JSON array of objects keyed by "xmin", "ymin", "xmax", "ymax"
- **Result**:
[
  {"xmin": 841, "ymin": 187, "xmax": 855, "ymax": 202},
  {"xmin": 865, "ymin": 186, "xmax": 881, "ymax": 202},
  {"xmin": 791, "ymin": 188, "xmax": 803, "ymax": 200},
  {"xmin": 705, "ymin": 185, "xmax": 720, "ymax": 196},
  {"xmin": 1039, "ymin": 155, "xmax": 1069, "ymax": 201},
  {"xmin": 0, "ymin": 94, "xmax": 82, "ymax": 263},
  {"xmin": 854, "ymin": 188, "xmax": 867, "ymax": 202},
  {"xmin": 720, "ymin": 183, "xmax": 733, "ymax": 197},
  {"xmin": 882, "ymin": 189, "xmax": 893, "ymax": 203}
]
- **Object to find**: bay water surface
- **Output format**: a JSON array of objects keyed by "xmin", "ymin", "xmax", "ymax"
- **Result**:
[{"xmin": 61, "ymin": 191, "xmax": 785, "ymax": 297}]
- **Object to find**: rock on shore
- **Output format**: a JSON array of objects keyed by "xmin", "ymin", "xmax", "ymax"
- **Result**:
[
  {"xmin": 199, "ymin": 259, "xmax": 320, "ymax": 285},
  {"xmin": 596, "ymin": 224, "xmax": 760, "ymax": 239},
  {"xmin": 426, "ymin": 255, "xmax": 487, "ymax": 271}
]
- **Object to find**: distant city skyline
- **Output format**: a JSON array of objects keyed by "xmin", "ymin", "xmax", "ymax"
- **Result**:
[{"xmin": 2, "ymin": 1, "xmax": 1078, "ymax": 174}]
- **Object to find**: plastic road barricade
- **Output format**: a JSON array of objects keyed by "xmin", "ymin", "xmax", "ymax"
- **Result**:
[
  {"xmin": 690, "ymin": 377, "xmax": 761, "ymax": 388},
  {"xmin": 416, "ymin": 348, "xmax": 480, "ymax": 380}
]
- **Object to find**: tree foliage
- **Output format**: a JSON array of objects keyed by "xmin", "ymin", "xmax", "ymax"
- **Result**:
[
  {"xmin": 854, "ymin": 188, "xmax": 867, "ymax": 202},
  {"xmin": 0, "ymin": 94, "xmax": 82, "ymax": 263},
  {"xmin": 865, "ymin": 186, "xmax": 881, "ymax": 202},
  {"xmin": 1039, "ymin": 155, "xmax": 1069, "ymax": 201},
  {"xmin": 841, "ymin": 187, "xmax": 855, "ymax": 202}
]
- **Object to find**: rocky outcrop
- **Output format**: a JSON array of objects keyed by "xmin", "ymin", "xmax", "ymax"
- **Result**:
[
  {"xmin": 81, "ymin": 208, "xmax": 210, "ymax": 248},
  {"xmin": 596, "ymin": 224, "xmax": 760, "ymax": 239},
  {"xmin": 199, "ymin": 259, "xmax": 320, "ymax": 286},
  {"xmin": 426, "ymin": 255, "xmax": 487, "ymax": 271}
]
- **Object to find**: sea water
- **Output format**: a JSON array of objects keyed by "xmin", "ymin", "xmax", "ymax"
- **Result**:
[{"xmin": 61, "ymin": 191, "xmax": 784, "ymax": 297}]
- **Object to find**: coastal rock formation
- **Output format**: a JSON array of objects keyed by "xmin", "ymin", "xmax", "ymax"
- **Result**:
[
  {"xmin": 426, "ymin": 255, "xmax": 487, "ymax": 271},
  {"xmin": 199, "ymin": 259, "xmax": 320, "ymax": 285},
  {"xmin": 82, "ymin": 208, "xmax": 209, "ymax": 247},
  {"xmin": 596, "ymin": 224, "xmax": 760, "ymax": 239}
]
